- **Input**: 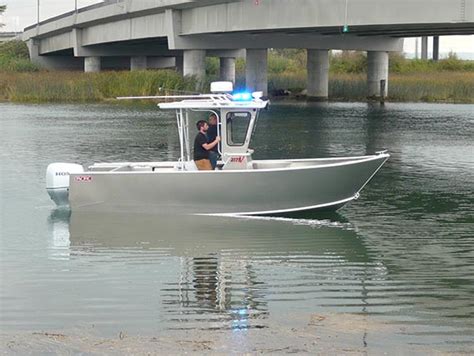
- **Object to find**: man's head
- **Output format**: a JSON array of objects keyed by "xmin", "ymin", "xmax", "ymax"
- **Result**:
[
  {"xmin": 208, "ymin": 114, "xmax": 217, "ymax": 126},
  {"xmin": 196, "ymin": 120, "xmax": 209, "ymax": 133}
]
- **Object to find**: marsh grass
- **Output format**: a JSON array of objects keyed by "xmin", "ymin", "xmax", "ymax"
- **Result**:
[
  {"xmin": 239, "ymin": 51, "xmax": 474, "ymax": 103},
  {"xmin": 389, "ymin": 72, "xmax": 474, "ymax": 103},
  {"xmin": 1, "ymin": 71, "xmax": 197, "ymax": 102},
  {"xmin": 1, "ymin": 42, "xmax": 473, "ymax": 103},
  {"xmin": 2, "ymin": 70, "xmax": 472, "ymax": 103},
  {"xmin": 326, "ymin": 72, "xmax": 474, "ymax": 103},
  {"xmin": 237, "ymin": 71, "xmax": 474, "ymax": 103}
]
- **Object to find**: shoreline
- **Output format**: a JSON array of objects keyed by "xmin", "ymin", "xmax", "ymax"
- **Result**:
[
  {"xmin": 1, "ymin": 96, "xmax": 473, "ymax": 105},
  {"xmin": 1, "ymin": 312, "xmax": 466, "ymax": 354},
  {"xmin": 1, "ymin": 69, "xmax": 473, "ymax": 105}
]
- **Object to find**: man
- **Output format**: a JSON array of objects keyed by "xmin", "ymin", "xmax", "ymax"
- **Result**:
[
  {"xmin": 194, "ymin": 120, "xmax": 220, "ymax": 171},
  {"xmin": 207, "ymin": 114, "xmax": 220, "ymax": 170}
]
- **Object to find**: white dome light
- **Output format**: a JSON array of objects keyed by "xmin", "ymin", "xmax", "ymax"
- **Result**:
[{"xmin": 210, "ymin": 81, "xmax": 234, "ymax": 93}]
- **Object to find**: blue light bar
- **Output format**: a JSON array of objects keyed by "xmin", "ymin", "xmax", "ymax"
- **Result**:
[{"xmin": 232, "ymin": 92, "xmax": 252, "ymax": 101}]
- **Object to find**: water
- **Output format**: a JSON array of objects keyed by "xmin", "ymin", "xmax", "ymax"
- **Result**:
[{"xmin": 1, "ymin": 102, "xmax": 473, "ymax": 353}]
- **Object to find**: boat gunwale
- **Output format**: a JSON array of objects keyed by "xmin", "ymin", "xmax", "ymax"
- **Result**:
[{"xmin": 79, "ymin": 153, "xmax": 390, "ymax": 175}]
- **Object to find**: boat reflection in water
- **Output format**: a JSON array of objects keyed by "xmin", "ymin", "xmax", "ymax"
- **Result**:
[
  {"xmin": 47, "ymin": 208, "xmax": 72, "ymax": 261},
  {"xmin": 48, "ymin": 210, "xmax": 383, "ymax": 332}
]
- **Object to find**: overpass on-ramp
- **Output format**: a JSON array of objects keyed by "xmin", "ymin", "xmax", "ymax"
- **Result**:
[{"xmin": 22, "ymin": 0, "xmax": 474, "ymax": 98}]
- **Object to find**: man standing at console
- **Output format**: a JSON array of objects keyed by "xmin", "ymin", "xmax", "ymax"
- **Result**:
[
  {"xmin": 207, "ymin": 114, "xmax": 220, "ymax": 170},
  {"xmin": 194, "ymin": 120, "xmax": 220, "ymax": 171}
]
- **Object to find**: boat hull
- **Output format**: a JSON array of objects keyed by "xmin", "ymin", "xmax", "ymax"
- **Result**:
[{"xmin": 68, "ymin": 154, "xmax": 389, "ymax": 215}]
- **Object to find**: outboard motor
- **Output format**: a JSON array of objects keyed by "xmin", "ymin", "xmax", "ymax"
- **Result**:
[{"xmin": 46, "ymin": 163, "xmax": 84, "ymax": 206}]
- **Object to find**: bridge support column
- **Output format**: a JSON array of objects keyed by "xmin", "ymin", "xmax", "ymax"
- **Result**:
[
  {"xmin": 183, "ymin": 50, "xmax": 206, "ymax": 79},
  {"xmin": 307, "ymin": 49, "xmax": 329, "ymax": 100},
  {"xmin": 246, "ymin": 49, "xmax": 268, "ymax": 95},
  {"xmin": 367, "ymin": 51, "xmax": 389, "ymax": 98},
  {"xmin": 433, "ymin": 36, "xmax": 440, "ymax": 61},
  {"xmin": 220, "ymin": 57, "xmax": 236, "ymax": 84},
  {"xmin": 131, "ymin": 56, "xmax": 147, "ymax": 71},
  {"xmin": 421, "ymin": 37, "xmax": 428, "ymax": 60},
  {"xmin": 175, "ymin": 56, "xmax": 184, "ymax": 75},
  {"xmin": 84, "ymin": 57, "xmax": 101, "ymax": 73}
]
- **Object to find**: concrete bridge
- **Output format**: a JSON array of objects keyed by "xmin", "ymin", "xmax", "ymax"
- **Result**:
[
  {"xmin": 0, "ymin": 32, "xmax": 22, "ymax": 42},
  {"xmin": 22, "ymin": 0, "xmax": 474, "ymax": 98}
]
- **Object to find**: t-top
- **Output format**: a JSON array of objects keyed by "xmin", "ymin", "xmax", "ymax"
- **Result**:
[{"xmin": 194, "ymin": 132, "xmax": 209, "ymax": 161}]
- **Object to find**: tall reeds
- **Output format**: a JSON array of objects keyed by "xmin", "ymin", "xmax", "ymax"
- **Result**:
[
  {"xmin": 1, "ymin": 41, "xmax": 473, "ymax": 103},
  {"xmin": 264, "ymin": 51, "xmax": 474, "ymax": 103},
  {"xmin": 1, "ymin": 71, "xmax": 197, "ymax": 102},
  {"xmin": 388, "ymin": 73, "xmax": 474, "ymax": 103},
  {"xmin": 253, "ymin": 72, "xmax": 474, "ymax": 103},
  {"xmin": 2, "ymin": 69, "xmax": 472, "ymax": 103}
]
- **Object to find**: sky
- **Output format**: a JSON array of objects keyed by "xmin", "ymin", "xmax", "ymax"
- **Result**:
[{"xmin": 1, "ymin": 0, "xmax": 473, "ymax": 58}]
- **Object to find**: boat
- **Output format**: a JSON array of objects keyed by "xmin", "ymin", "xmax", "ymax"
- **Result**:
[{"xmin": 46, "ymin": 82, "xmax": 389, "ymax": 215}]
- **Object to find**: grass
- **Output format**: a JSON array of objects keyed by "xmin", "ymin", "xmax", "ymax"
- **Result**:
[
  {"xmin": 1, "ymin": 41, "xmax": 473, "ymax": 103},
  {"xmin": 0, "ymin": 41, "xmax": 198, "ymax": 102},
  {"xmin": 389, "ymin": 72, "xmax": 474, "ymax": 103},
  {"xmin": 1, "ymin": 70, "xmax": 197, "ymax": 103},
  {"xmin": 326, "ymin": 72, "xmax": 474, "ymax": 103},
  {"xmin": 263, "ymin": 51, "xmax": 474, "ymax": 103},
  {"xmin": 236, "ymin": 72, "xmax": 473, "ymax": 103}
]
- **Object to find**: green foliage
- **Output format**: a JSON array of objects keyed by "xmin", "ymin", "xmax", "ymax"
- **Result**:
[
  {"xmin": 268, "ymin": 55, "xmax": 291, "ymax": 74},
  {"xmin": 0, "ymin": 58, "xmax": 39, "ymax": 72},
  {"xmin": 267, "ymin": 72, "xmax": 306, "ymax": 93},
  {"xmin": 330, "ymin": 51, "xmax": 367, "ymax": 74},
  {"xmin": 389, "ymin": 51, "xmax": 474, "ymax": 73},
  {"xmin": 329, "ymin": 74, "xmax": 367, "ymax": 101},
  {"xmin": 387, "ymin": 52, "xmax": 406, "ymax": 73},
  {"xmin": 235, "ymin": 58, "xmax": 245, "ymax": 75},
  {"xmin": 265, "ymin": 49, "xmax": 307, "ymax": 91},
  {"xmin": 2, "ymin": 70, "xmax": 197, "ymax": 102},
  {"xmin": 0, "ymin": 40, "xmax": 40, "ymax": 72},
  {"xmin": 388, "ymin": 73, "xmax": 474, "ymax": 103},
  {"xmin": 332, "ymin": 72, "xmax": 474, "ymax": 103},
  {"xmin": 205, "ymin": 57, "xmax": 219, "ymax": 77},
  {"xmin": 270, "ymin": 49, "xmax": 306, "ymax": 73},
  {"xmin": 2, "ymin": 69, "xmax": 472, "ymax": 104},
  {"xmin": 0, "ymin": 40, "xmax": 30, "ymax": 59},
  {"xmin": 1, "ymin": 45, "xmax": 473, "ymax": 103},
  {"xmin": 0, "ymin": 5, "xmax": 5, "ymax": 27},
  {"xmin": 262, "ymin": 49, "xmax": 474, "ymax": 102},
  {"xmin": 266, "ymin": 49, "xmax": 474, "ymax": 77}
]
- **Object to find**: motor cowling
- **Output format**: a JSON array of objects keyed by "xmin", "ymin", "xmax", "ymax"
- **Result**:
[{"xmin": 46, "ymin": 163, "xmax": 84, "ymax": 206}]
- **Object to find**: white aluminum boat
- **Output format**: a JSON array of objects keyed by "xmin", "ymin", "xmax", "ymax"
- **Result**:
[{"xmin": 46, "ymin": 82, "xmax": 389, "ymax": 215}]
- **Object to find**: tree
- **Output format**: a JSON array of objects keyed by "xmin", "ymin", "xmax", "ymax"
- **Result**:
[{"xmin": 0, "ymin": 5, "xmax": 6, "ymax": 28}]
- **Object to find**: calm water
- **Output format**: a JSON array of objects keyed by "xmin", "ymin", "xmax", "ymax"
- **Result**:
[{"xmin": 0, "ymin": 102, "xmax": 473, "ymax": 352}]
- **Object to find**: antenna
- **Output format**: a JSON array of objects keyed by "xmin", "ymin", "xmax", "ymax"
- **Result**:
[{"xmin": 343, "ymin": 0, "xmax": 349, "ymax": 33}]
